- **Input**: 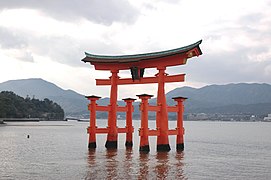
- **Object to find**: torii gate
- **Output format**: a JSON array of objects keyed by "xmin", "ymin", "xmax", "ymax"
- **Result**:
[{"xmin": 82, "ymin": 40, "xmax": 202, "ymax": 152}]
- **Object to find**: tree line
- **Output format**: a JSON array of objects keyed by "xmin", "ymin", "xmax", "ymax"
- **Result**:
[{"xmin": 0, "ymin": 91, "xmax": 64, "ymax": 120}]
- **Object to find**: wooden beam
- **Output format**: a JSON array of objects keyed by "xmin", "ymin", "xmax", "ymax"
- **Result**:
[
  {"xmin": 88, "ymin": 127, "xmax": 134, "ymax": 134},
  {"xmin": 96, "ymin": 74, "xmax": 185, "ymax": 86},
  {"xmin": 168, "ymin": 129, "xmax": 178, "ymax": 135},
  {"xmin": 148, "ymin": 129, "xmax": 160, "ymax": 136},
  {"xmin": 94, "ymin": 128, "xmax": 109, "ymax": 134},
  {"xmin": 116, "ymin": 106, "xmax": 127, "ymax": 112},
  {"xmin": 139, "ymin": 129, "xmax": 161, "ymax": 136},
  {"xmin": 96, "ymin": 106, "xmax": 109, "ymax": 111},
  {"xmin": 117, "ymin": 127, "xmax": 128, "ymax": 133},
  {"xmin": 167, "ymin": 106, "xmax": 178, "ymax": 112},
  {"xmin": 148, "ymin": 105, "xmax": 160, "ymax": 112}
]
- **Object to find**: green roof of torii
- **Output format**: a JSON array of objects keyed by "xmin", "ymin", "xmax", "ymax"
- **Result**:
[{"xmin": 82, "ymin": 40, "xmax": 202, "ymax": 63}]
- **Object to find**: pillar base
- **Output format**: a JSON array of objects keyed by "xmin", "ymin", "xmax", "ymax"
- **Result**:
[
  {"xmin": 125, "ymin": 141, "xmax": 133, "ymax": 147},
  {"xmin": 176, "ymin": 143, "xmax": 184, "ymax": 151},
  {"xmin": 88, "ymin": 142, "xmax": 96, "ymax": 149},
  {"xmin": 157, "ymin": 144, "xmax": 171, "ymax": 152},
  {"xmin": 105, "ymin": 141, "xmax": 117, "ymax": 149},
  {"xmin": 139, "ymin": 145, "xmax": 150, "ymax": 152}
]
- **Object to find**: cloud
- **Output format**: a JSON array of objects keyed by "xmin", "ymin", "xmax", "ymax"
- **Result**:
[
  {"xmin": 0, "ymin": 0, "xmax": 271, "ymax": 97},
  {"xmin": 27, "ymin": 34, "xmax": 124, "ymax": 67},
  {"xmin": 0, "ymin": 0, "xmax": 139, "ymax": 25},
  {"xmin": 0, "ymin": 18, "xmax": 123, "ymax": 66},
  {"xmin": 0, "ymin": 27, "xmax": 34, "ymax": 62},
  {"xmin": 11, "ymin": 49, "xmax": 34, "ymax": 62},
  {"xmin": 182, "ymin": 3, "xmax": 271, "ymax": 85},
  {"xmin": 0, "ymin": 27, "xmax": 27, "ymax": 49},
  {"xmin": 167, "ymin": 6, "xmax": 271, "ymax": 86},
  {"xmin": 180, "ymin": 45, "xmax": 271, "ymax": 85},
  {"xmin": 0, "ymin": 5, "xmax": 134, "ymax": 67}
]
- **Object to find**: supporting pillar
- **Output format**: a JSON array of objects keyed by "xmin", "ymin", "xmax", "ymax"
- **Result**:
[
  {"xmin": 123, "ymin": 98, "xmax": 136, "ymax": 148},
  {"xmin": 105, "ymin": 70, "xmax": 119, "ymax": 149},
  {"xmin": 156, "ymin": 67, "xmax": 171, "ymax": 152},
  {"xmin": 137, "ymin": 94, "xmax": 153, "ymax": 152},
  {"xmin": 173, "ymin": 97, "xmax": 187, "ymax": 151},
  {"xmin": 86, "ymin": 95, "xmax": 101, "ymax": 149}
]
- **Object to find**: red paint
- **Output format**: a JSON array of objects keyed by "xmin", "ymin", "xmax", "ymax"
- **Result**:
[
  {"xmin": 83, "ymin": 41, "xmax": 202, "ymax": 151},
  {"xmin": 173, "ymin": 97, "xmax": 187, "ymax": 151},
  {"xmin": 123, "ymin": 98, "xmax": 136, "ymax": 147},
  {"xmin": 137, "ymin": 94, "xmax": 153, "ymax": 152},
  {"xmin": 86, "ymin": 96, "xmax": 101, "ymax": 148}
]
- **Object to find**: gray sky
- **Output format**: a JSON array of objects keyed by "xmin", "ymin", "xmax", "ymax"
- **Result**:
[{"xmin": 0, "ymin": 0, "xmax": 270, "ymax": 99}]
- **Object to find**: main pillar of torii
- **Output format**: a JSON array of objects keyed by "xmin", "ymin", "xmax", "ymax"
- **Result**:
[{"xmin": 82, "ymin": 40, "xmax": 202, "ymax": 151}]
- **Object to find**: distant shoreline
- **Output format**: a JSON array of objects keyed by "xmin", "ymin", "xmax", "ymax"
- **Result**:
[
  {"xmin": 1, "ymin": 118, "xmax": 270, "ymax": 123},
  {"xmin": 0, "ymin": 118, "xmax": 65, "ymax": 122}
]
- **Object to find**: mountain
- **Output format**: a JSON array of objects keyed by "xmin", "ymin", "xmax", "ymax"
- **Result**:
[
  {"xmin": 0, "ymin": 78, "xmax": 126, "ymax": 117},
  {"xmin": 0, "ymin": 78, "xmax": 88, "ymax": 116},
  {"xmin": 1, "ymin": 78, "xmax": 271, "ymax": 117},
  {"xmin": 0, "ymin": 91, "xmax": 64, "ymax": 119},
  {"xmin": 164, "ymin": 83, "xmax": 271, "ymax": 115}
]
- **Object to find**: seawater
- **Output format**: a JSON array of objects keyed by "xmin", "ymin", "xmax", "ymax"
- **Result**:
[{"xmin": 0, "ymin": 120, "xmax": 271, "ymax": 179}]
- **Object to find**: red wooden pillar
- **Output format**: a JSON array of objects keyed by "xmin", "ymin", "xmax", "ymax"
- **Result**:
[
  {"xmin": 105, "ymin": 70, "xmax": 119, "ymax": 149},
  {"xmin": 123, "ymin": 98, "xmax": 136, "ymax": 148},
  {"xmin": 173, "ymin": 97, "xmax": 187, "ymax": 151},
  {"xmin": 156, "ymin": 67, "xmax": 171, "ymax": 152},
  {"xmin": 137, "ymin": 94, "xmax": 153, "ymax": 152},
  {"xmin": 86, "ymin": 95, "xmax": 101, "ymax": 149}
]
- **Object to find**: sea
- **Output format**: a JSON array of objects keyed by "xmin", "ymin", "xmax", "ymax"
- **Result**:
[{"xmin": 0, "ymin": 120, "xmax": 271, "ymax": 180}]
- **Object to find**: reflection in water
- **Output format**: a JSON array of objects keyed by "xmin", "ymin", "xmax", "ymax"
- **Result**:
[
  {"xmin": 86, "ymin": 149, "xmax": 97, "ymax": 179},
  {"xmin": 155, "ymin": 152, "xmax": 169, "ymax": 179},
  {"xmin": 175, "ymin": 152, "xmax": 186, "ymax": 179},
  {"xmin": 86, "ymin": 149, "xmax": 186, "ymax": 179},
  {"xmin": 105, "ymin": 149, "xmax": 118, "ymax": 179},
  {"xmin": 154, "ymin": 152, "xmax": 186, "ymax": 179},
  {"xmin": 138, "ymin": 152, "xmax": 150, "ymax": 179},
  {"xmin": 87, "ymin": 149, "xmax": 96, "ymax": 164},
  {"xmin": 123, "ymin": 148, "xmax": 133, "ymax": 179}
]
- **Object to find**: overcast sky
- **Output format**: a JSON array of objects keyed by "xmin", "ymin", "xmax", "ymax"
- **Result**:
[{"xmin": 0, "ymin": 0, "xmax": 270, "ymax": 99}]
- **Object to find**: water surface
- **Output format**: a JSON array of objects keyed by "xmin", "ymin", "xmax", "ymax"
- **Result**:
[{"xmin": 0, "ymin": 120, "xmax": 270, "ymax": 179}]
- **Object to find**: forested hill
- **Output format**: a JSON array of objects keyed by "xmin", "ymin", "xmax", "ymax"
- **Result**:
[
  {"xmin": 0, "ymin": 78, "xmax": 87, "ymax": 116},
  {"xmin": 0, "ymin": 91, "xmax": 64, "ymax": 120},
  {"xmin": 1, "ymin": 78, "xmax": 271, "ymax": 117}
]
